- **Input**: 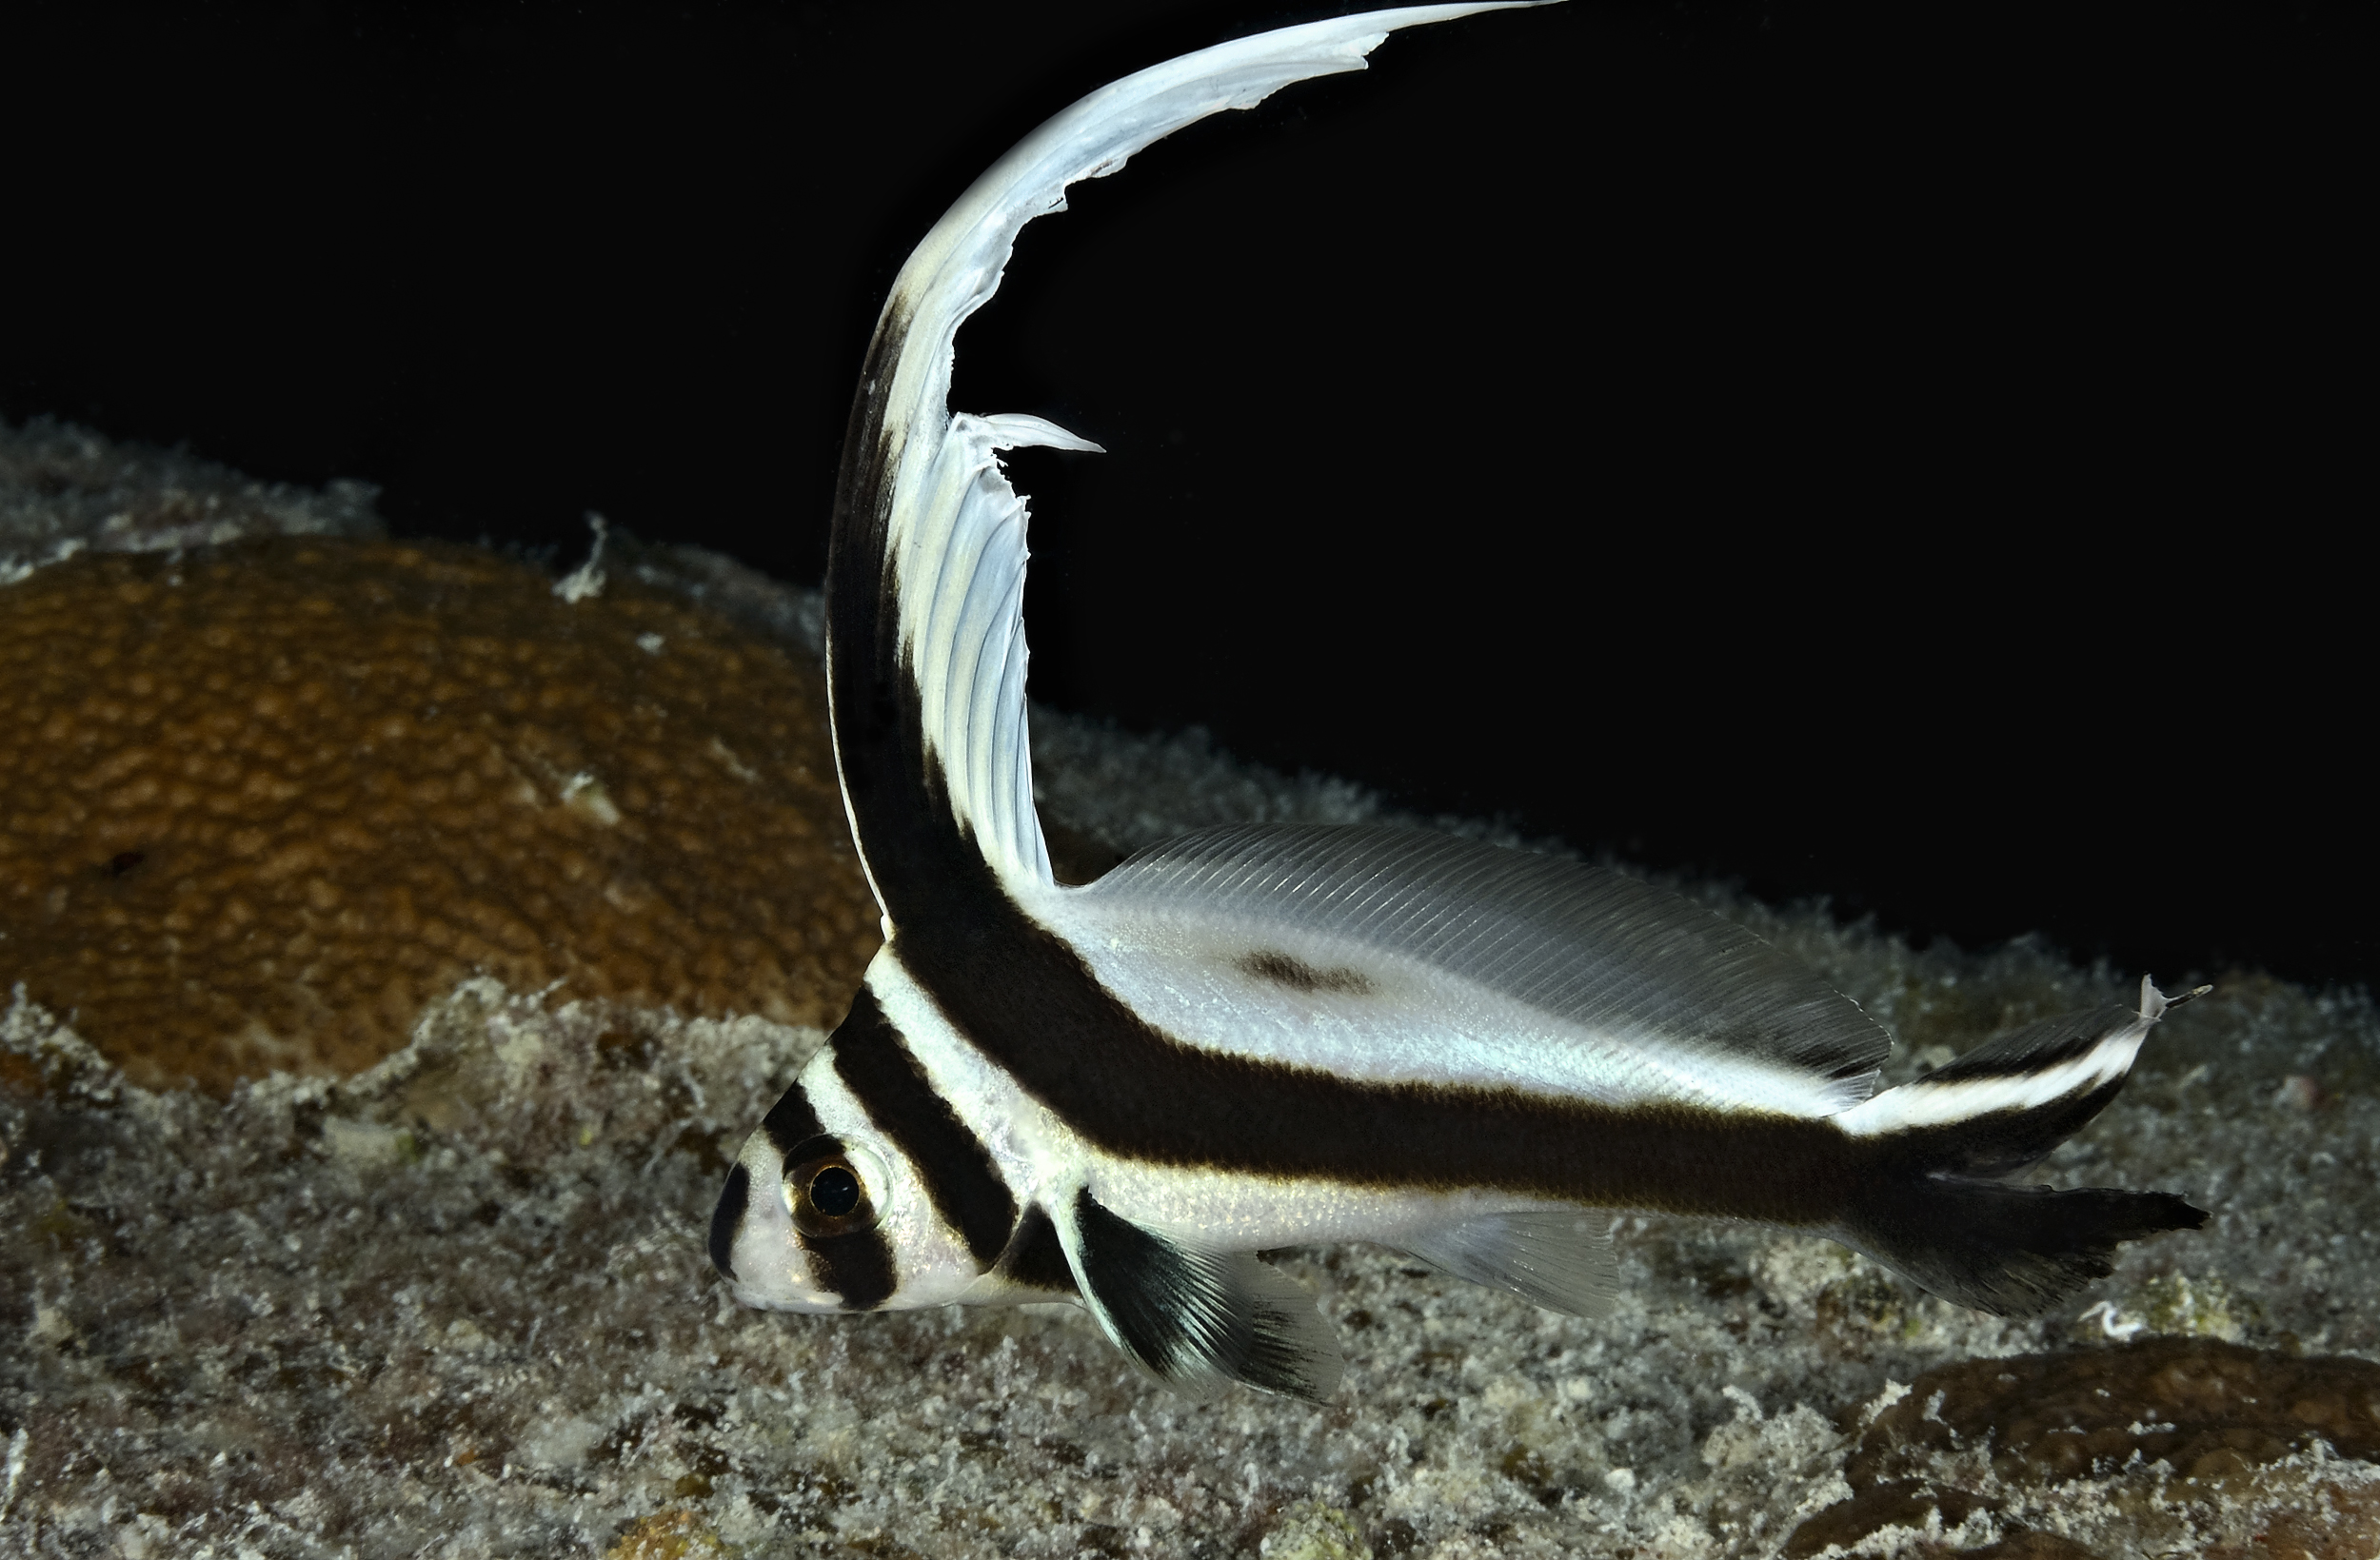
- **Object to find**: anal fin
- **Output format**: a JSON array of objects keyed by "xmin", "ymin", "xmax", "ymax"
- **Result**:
[
  {"xmin": 1058, "ymin": 1188, "xmax": 1343, "ymax": 1403},
  {"xmin": 1402, "ymin": 1211, "xmax": 1620, "ymax": 1318}
]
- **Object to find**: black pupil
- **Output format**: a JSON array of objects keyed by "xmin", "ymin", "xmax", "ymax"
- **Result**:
[{"xmin": 808, "ymin": 1165, "xmax": 862, "ymax": 1217}]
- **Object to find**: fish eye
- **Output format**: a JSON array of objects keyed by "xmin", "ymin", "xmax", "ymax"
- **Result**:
[
  {"xmin": 808, "ymin": 1164, "xmax": 861, "ymax": 1216},
  {"xmin": 781, "ymin": 1137, "xmax": 890, "ymax": 1238}
]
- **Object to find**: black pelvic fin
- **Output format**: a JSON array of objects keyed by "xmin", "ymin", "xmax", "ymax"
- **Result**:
[{"xmin": 1060, "ymin": 1188, "xmax": 1343, "ymax": 1403}]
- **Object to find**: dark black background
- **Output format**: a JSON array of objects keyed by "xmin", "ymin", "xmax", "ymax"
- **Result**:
[{"xmin": 5, "ymin": 2, "xmax": 2369, "ymax": 988}]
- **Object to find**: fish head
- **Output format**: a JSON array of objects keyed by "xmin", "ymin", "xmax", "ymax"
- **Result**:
[{"xmin": 707, "ymin": 1043, "xmax": 989, "ymax": 1314}]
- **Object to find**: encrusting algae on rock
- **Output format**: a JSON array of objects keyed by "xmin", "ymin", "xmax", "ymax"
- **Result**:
[
  {"xmin": 1786, "ymin": 1338, "xmax": 2380, "ymax": 1557},
  {"xmin": 0, "ymin": 536, "xmax": 879, "ymax": 1092}
]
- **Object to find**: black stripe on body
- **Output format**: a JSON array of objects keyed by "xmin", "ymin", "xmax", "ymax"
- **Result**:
[
  {"xmin": 829, "ymin": 264, "xmax": 1844, "ymax": 1232},
  {"xmin": 708, "ymin": 1164, "xmax": 750, "ymax": 1280},
  {"xmin": 740, "ymin": 1077, "xmax": 897, "ymax": 1311},
  {"xmin": 830, "ymin": 987, "xmax": 1018, "ymax": 1267},
  {"xmin": 1878, "ymin": 1078, "xmax": 2132, "ymax": 1181},
  {"xmin": 869, "ymin": 878, "xmax": 1862, "ymax": 1225}
]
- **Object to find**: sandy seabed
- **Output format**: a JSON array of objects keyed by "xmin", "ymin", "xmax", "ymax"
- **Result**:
[{"xmin": 5, "ymin": 421, "xmax": 2377, "ymax": 1558}]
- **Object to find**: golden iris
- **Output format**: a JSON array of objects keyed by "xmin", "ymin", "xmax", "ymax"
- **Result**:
[{"xmin": 783, "ymin": 1137, "xmax": 883, "ymax": 1238}]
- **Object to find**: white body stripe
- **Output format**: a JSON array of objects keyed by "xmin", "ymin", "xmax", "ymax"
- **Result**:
[
  {"xmin": 1021, "ymin": 879, "xmax": 1869, "ymax": 1119},
  {"xmin": 864, "ymin": 949, "xmax": 1564, "ymax": 1263},
  {"xmin": 1836, "ymin": 978, "xmax": 2169, "ymax": 1137}
]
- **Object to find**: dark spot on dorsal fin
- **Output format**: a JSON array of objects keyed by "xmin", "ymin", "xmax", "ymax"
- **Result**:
[{"xmin": 1236, "ymin": 950, "xmax": 1374, "ymax": 996}]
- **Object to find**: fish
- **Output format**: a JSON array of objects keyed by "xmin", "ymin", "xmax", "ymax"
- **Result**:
[{"xmin": 707, "ymin": 3, "xmax": 2207, "ymax": 1402}]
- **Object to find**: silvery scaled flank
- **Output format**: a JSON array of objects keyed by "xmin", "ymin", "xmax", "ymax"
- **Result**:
[{"xmin": 707, "ymin": 4, "xmax": 2207, "ymax": 1403}]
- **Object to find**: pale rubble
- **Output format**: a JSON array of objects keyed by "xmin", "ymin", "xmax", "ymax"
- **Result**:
[
  {"xmin": 4, "ymin": 423, "xmax": 2377, "ymax": 1557},
  {"xmin": 6, "ymin": 889, "xmax": 2376, "ymax": 1557}
]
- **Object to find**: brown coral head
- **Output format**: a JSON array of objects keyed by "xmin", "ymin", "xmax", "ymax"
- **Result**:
[{"xmin": 0, "ymin": 538, "xmax": 880, "ymax": 1093}]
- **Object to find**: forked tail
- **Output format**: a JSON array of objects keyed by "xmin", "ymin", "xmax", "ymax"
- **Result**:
[{"xmin": 1830, "ymin": 977, "xmax": 2210, "ymax": 1315}]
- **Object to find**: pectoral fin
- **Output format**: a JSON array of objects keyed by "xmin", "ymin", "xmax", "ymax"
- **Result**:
[
  {"xmin": 1403, "ymin": 1211, "xmax": 1620, "ymax": 1317},
  {"xmin": 1056, "ymin": 1188, "xmax": 1344, "ymax": 1403}
]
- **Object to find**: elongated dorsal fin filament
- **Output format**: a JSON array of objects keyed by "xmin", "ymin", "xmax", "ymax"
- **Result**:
[{"xmin": 823, "ymin": 6, "xmax": 1538, "ymax": 924}]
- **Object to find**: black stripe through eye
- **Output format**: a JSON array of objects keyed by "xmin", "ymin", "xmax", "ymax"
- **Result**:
[
  {"xmin": 782, "ymin": 1142, "xmax": 895, "ymax": 1312},
  {"xmin": 780, "ymin": 1139, "xmax": 875, "ymax": 1237},
  {"xmin": 830, "ymin": 987, "xmax": 1017, "ymax": 1267},
  {"xmin": 759, "ymin": 1079, "xmax": 826, "ymax": 1161},
  {"xmin": 808, "ymin": 1228, "xmax": 895, "ymax": 1313}
]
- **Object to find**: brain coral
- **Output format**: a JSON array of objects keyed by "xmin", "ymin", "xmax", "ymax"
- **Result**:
[{"xmin": 0, "ymin": 537, "xmax": 880, "ymax": 1092}]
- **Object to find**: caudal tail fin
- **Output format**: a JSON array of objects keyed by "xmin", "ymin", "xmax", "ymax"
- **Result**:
[{"xmin": 1829, "ymin": 977, "xmax": 2211, "ymax": 1315}]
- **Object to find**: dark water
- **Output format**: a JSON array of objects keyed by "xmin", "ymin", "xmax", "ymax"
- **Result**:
[{"xmin": 7, "ymin": 0, "xmax": 2363, "ymax": 985}]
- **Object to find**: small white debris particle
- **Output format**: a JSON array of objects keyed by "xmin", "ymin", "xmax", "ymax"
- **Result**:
[
  {"xmin": 707, "ymin": 737, "xmax": 759, "ymax": 783},
  {"xmin": 519, "ymin": 1415, "xmax": 604, "ymax": 1470},
  {"xmin": 323, "ymin": 1117, "xmax": 415, "ymax": 1168},
  {"xmin": 560, "ymin": 772, "xmax": 623, "ymax": 826},
  {"xmin": 553, "ymin": 512, "xmax": 608, "ymax": 602},
  {"xmin": 2273, "ymin": 1074, "xmax": 2322, "ymax": 1111},
  {"xmin": 1258, "ymin": 1500, "xmax": 1367, "ymax": 1560},
  {"xmin": 2078, "ymin": 1299, "xmax": 2147, "ymax": 1341},
  {"xmin": 2, "ymin": 1426, "xmax": 29, "ymax": 1520},
  {"xmin": 31, "ymin": 1303, "xmax": 78, "ymax": 1349},
  {"xmin": 1858, "ymin": 1379, "xmax": 1912, "ymax": 1427}
]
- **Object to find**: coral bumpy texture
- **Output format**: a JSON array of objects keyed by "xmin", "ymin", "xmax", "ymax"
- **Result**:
[{"xmin": 0, "ymin": 537, "xmax": 879, "ymax": 1092}]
